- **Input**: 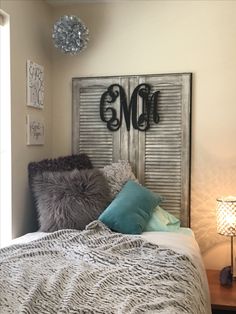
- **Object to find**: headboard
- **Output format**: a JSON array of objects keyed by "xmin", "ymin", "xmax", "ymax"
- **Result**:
[{"xmin": 72, "ymin": 73, "xmax": 192, "ymax": 227}]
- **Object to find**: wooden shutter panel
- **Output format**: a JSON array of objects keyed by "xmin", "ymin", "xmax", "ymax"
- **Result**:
[
  {"xmin": 72, "ymin": 73, "xmax": 191, "ymax": 226},
  {"xmin": 141, "ymin": 74, "xmax": 191, "ymax": 225},
  {"xmin": 72, "ymin": 77, "xmax": 129, "ymax": 168}
]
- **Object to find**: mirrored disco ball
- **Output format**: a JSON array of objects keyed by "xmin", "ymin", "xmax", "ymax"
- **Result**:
[{"xmin": 52, "ymin": 15, "xmax": 89, "ymax": 55}]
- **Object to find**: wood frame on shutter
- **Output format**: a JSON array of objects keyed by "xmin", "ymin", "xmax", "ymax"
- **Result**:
[{"xmin": 72, "ymin": 73, "xmax": 192, "ymax": 227}]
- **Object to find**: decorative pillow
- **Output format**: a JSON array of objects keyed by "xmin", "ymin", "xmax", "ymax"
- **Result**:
[
  {"xmin": 28, "ymin": 154, "xmax": 93, "ymax": 186},
  {"xmin": 28, "ymin": 154, "xmax": 93, "ymax": 228},
  {"xmin": 144, "ymin": 205, "xmax": 180, "ymax": 232},
  {"xmin": 102, "ymin": 160, "xmax": 138, "ymax": 199},
  {"xmin": 99, "ymin": 180, "xmax": 162, "ymax": 234},
  {"xmin": 31, "ymin": 168, "xmax": 111, "ymax": 232}
]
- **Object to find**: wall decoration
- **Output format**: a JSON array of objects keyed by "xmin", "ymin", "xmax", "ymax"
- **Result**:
[
  {"xmin": 72, "ymin": 73, "xmax": 192, "ymax": 227},
  {"xmin": 100, "ymin": 83, "xmax": 160, "ymax": 131},
  {"xmin": 26, "ymin": 114, "xmax": 45, "ymax": 146},
  {"xmin": 52, "ymin": 15, "xmax": 89, "ymax": 55},
  {"xmin": 26, "ymin": 60, "xmax": 44, "ymax": 109}
]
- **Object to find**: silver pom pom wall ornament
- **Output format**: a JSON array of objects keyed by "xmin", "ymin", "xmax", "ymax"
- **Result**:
[{"xmin": 52, "ymin": 15, "xmax": 89, "ymax": 55}]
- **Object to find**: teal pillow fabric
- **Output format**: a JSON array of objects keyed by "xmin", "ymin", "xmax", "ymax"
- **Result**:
[
  {"xmin": 144, "ymin": 205, "xmax": 180, "ymax": 232},
  {"xmin": 99, "ymin": 181, "xmax": 162, "ymax": 234}
]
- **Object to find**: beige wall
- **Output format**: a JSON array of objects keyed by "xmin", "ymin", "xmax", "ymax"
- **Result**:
[
  {"xmin": 0, "ymin": 0, "xmax": 235, "ymax": 269},
  {"xmin": 51, "ymin": 1, "xmax": 236, "ymax": 269},
  {"xmin": 0, "ymin": 0, "xmax": 53, "ymax": 238}
]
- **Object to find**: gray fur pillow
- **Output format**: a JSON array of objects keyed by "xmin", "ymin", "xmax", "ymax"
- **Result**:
[
  {"xmin": 102, "ymin": 160, "xmax": 139, "ymax": 199},
  {"xmin": 31, "ymin": 168, "xmax": 111, "ymax": 232}
]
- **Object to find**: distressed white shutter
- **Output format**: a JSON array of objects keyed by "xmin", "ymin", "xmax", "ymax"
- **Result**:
[
  {"xmin": 141, "ymin": 74, "xmax": 191, "ymax": 225},
  {"xmin": 72, "ymin": 77, "xmax": 128, "ymax": 168},
  {"xmin": 72, "ymin": 73, "xmax": 191, "ymax": 226}
]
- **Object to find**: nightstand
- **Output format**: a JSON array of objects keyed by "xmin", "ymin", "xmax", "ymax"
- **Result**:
[{"xmin": 206, "ymin": 269, "xmax": 236, "ymax": 313}]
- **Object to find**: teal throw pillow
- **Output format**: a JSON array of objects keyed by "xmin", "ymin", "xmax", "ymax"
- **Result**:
[
  {"xmin": 144, "ymin": 205, "xmax": 180, "ymax": 232},
  {"xmin": 99, "ymin": 180, "xmax": 162, "ymax": 234}
]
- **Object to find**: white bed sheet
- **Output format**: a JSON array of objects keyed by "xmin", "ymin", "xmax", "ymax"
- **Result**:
[{"xmin": 8, "ymin": 227, "xmax": 194, "ymax": 246}]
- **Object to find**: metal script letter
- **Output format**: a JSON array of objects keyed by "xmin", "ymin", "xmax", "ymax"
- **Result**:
[
  {"xmin": 100, "ymin": 84, "xmax": 130, "ymax": 131},
  {"xmin": 151, "ymin": 90, "xmax": 160, "ymax": 124},
  {"xmin": 130, "ymin": 84, "xmax": 151, "ymax": 131}
]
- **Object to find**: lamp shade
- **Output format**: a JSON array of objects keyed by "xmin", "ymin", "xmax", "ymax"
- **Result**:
[{"xmin": 216, "ymin": 196, "xmax": 236, "ymax": 236}]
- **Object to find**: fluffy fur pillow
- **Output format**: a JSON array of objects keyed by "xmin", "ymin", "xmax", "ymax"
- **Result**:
[
  {"xmin": 28, "ymin": 154, "xmax": 93, "ymax": 187},
  {"xmin": 102, "ymin": 160, "xmax": 139, "ymax": 199},
  {"xmin": 31, "ymin": 168, "xmax": 111, "ymax": 232}
]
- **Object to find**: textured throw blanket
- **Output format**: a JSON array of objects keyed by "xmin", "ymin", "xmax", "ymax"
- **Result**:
[{"xmin": 0, "ymin": 221, "xmax": 208, "ymax": 314}]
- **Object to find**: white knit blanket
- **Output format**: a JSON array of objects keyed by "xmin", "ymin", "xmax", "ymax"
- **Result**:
[{"xmin": 0, "ymin": 221, "xmax": 208, "ymax": 314}]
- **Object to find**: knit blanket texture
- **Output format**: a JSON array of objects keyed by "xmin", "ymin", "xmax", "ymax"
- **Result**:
[{"xmin": 0, "ymin": 221, "xmax": 208, "ymax": 314}]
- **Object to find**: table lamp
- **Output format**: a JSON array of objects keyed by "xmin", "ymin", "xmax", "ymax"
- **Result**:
[{"xmin": 216, "ymin": 196, "xmax": 236, "ymax": 282}]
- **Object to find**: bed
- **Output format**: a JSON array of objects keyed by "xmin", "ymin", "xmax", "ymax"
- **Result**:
[
  {"xmin": 0, "ymin": 73, "xmax": 211, "ymax": 313},
  {"xmin": 1, "ymin": 226, "xmax": 210, "ymax": 313}
]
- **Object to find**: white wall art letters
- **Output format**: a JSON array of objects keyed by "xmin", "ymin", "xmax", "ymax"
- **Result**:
[
  {"xmin": 26, "ymin": 114, "xmax": 45, "ymax": 146},
  {"xmin": 26, "ymin": 60, "xmax": 44, "ymax": 109}
]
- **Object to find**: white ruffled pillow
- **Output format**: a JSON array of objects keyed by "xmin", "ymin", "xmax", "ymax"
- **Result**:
[{"xmin": 102, "ymin": 160, "xmax": 139, "ymax": 199}]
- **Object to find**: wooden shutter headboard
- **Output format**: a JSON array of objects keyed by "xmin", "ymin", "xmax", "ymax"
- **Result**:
[{"xmin": 72, "ymin": 73, "xmax": 192, "ymax": 227}]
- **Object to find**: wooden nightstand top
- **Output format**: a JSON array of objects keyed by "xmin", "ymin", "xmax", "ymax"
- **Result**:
[{"xmin": 207, "ymin": 269, "xmax": 236, "ymax": 310}]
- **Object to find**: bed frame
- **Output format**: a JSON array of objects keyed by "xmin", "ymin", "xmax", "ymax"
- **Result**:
[{"xmin": 72, "ymin": 73, "xmax": 192, "ymax": 227}]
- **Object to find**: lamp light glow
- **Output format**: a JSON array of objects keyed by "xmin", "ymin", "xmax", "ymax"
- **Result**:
[
  {"xmin": 216, "ymin": 196, "xmax": 236, "ymax": 281},
  {"xmin": 216, "ymin": 196, "xmax": 236, "ymax": 236}
]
